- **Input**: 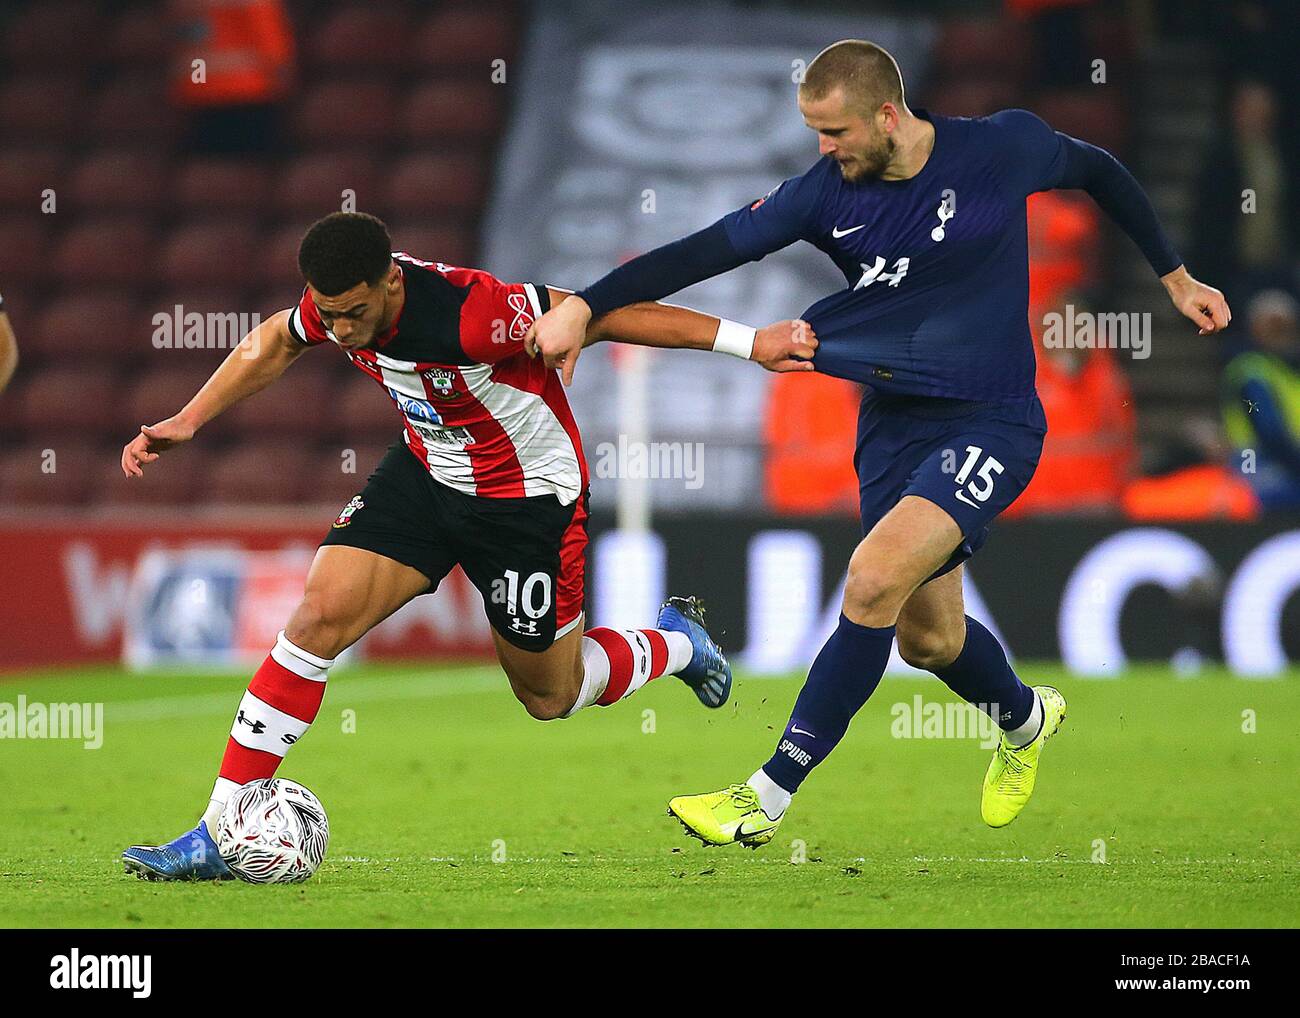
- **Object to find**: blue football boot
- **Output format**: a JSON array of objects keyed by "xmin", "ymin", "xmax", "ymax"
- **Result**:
[
  {"xmin": 122, "ymin": 821, "xmax": 233, "ymax": 881},
  {"xmin": 657, "ymin": 595, "xmax": 732, "ymax": 708}
]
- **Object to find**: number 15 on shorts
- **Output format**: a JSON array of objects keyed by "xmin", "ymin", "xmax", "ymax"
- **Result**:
[{"xmin": 952, "ymin": 444, "xmax": 1004, "ymax": 508}]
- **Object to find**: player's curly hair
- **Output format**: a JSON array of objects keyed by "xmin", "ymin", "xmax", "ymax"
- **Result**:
[{"xmin": 298, "ymin": 212, "xmax": 393, "ymax": 296}]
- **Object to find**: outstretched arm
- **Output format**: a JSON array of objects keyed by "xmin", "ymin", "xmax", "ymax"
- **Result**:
[
  {"xmin": 530, "ymin": 168, "xmax": 822, "ymax": 384},
  {"xmin": 538, "ymin": 287, "xmax": 817, "ymax": 376},
  {"xmin": 529, "ymin": 224, "xmax": 750, "ymax": 384},
  {"xmin": 121, "ymin": 308, "xmax": 304, "ymax": 477},
  {"xmin": 1054, "ymin": 132, "xmax": 1231, "ymax": 334},
  {"xmin": 575, "ymin": 222, "xmax": 749, "ymax": 321},
  {"xmin": 996, "ymin": 109, "xmax": 1232, "ymax": 335}
]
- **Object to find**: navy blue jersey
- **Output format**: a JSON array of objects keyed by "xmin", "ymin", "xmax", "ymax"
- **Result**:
[{"xmin": 722, "ymin": 109, "xmax": 1081, "ymax": 401}]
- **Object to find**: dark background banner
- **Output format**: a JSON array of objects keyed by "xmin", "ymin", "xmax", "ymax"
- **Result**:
[{"xmin": 588, "ymin": 513, "xmax": 1300, "ymax": 672}]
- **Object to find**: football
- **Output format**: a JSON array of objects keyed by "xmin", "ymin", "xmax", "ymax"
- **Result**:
[{"xmin": 215, "ymin": 779, "xmax": 330, "ymax": 884}]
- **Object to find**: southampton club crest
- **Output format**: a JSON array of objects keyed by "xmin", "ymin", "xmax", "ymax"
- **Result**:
[
  {"xmin": 333, "ymin": 495, "xmax": 364, "ymax": 528},
  {"xmin": 425, "ymin": 368, "xmax": 458, "ymax": 399}
]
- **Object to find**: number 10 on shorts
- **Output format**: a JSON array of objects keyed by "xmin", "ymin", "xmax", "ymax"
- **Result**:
[
  {"xmin": 953, "ymin": 444, "xmax": 1004, "ymax": 508},
  {"xmin": 499, "ymin": 569, "xmax": 553, "ymax": 619}
]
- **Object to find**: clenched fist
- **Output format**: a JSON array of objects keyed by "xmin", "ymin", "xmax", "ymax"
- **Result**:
[
  {"xmin": 524, "ymin": 295, "xmax": 592, "ymax": 386},
  {"xmin": 1162, "ymin": 267, "xmax": 1231, "ymax": 335},
  {"xmin": 753, "ymin": 319, "xmax": 818, "ymax": 372}
]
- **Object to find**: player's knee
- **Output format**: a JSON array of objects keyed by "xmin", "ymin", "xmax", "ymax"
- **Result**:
[
  {"xmin": 502, "ymin": 644, "xmax": 583, "ymax": 721},
  {"xmin": 897, "ymin": 626, "xmax": 964, "ymax": 671},
  {"xmin": 284, "ymin": 593, "xmax": 352, "ymax": 660},
  {"xmin": 843, "ymin": 563, "xmax": 908, "ymax": 623},
  {"xmin": 514, "ymin": 685, "xmax": 572, "ymax": 722}
]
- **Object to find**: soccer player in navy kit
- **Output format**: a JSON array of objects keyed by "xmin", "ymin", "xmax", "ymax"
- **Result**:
[{"xmin": 527, "ymin": 40, "xmax": 1231, "ymax": 846}]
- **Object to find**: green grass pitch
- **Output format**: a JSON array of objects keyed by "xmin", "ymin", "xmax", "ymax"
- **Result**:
[{"xmin": 1, "ymin": 662, "xmax": 1296, "ymax": 928}]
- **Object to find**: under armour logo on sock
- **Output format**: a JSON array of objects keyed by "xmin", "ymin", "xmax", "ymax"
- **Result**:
[{"xmin": 236, "ymin": 710, "xmax": 266, "ymax": 735}]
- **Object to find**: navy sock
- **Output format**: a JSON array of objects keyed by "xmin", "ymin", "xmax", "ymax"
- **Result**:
[
  {"xmin": 932, "ymin": 616, "xmax": 1035, "ymax": 730},
  {"xmin": 762, "ymin": 614, "xmax": 895, "ymax": 793}
]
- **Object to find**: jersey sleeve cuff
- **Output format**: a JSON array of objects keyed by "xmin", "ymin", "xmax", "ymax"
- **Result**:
[
  {"xmin": 287, "ymin": 305, "xmax": 311, "ymax": 345},
  {"xmin": 524, "ymin": 282, "xmax": 550, "ymax": 317}
]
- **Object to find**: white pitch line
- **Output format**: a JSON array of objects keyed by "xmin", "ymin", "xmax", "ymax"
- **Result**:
[
  {"xmin": 103, "ymin": 668, "xmax": 504, "ymax": 723},
  {"xmin": 330, "ymin": 854, "xmax": 1287, "ymax": 867},
  {"xmin": 910, "ymin": 855, "xmax": 1284, "ymax": 866}
]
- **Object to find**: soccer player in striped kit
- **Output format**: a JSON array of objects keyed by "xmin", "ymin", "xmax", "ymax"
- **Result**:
[
  {"xmin": 528, "ymin": 40, "xmax": 1231, "ymax": 846},
  {"xmin": 120, "ymin": 212, "xmax": 816, "ymax": 879}
]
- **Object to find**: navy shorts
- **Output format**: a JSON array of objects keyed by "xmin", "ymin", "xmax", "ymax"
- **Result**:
[{"xmin": 854, "ymin": 393, "xmax": 1047, "ymax": 579}]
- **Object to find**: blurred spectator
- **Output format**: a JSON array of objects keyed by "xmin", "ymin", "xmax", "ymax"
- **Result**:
[
  {"xmin": 1193, "ymin": 80, "xmax": 1297, "ymax": 302},
  {"xmin": 1027, "ymin": 190, "xmax": 1099, "ymax": 322},
  {"xmin": 1006, "ymin": 295, "xmax": 1137, "ymax": 517},
  {"xmin": 764, "ymin": 373, "xmax": 861, "ymax": 516},
  {"xmin": 170, "ymin": 0, "xmax": 295, "ymax": 154},
  {"xmin": 0, "ymin": 292, "xmax": 17, "ymax": 396},
  {"xmin": 1123, "ymin": 416, "xmax": 1258, "ymax": 521},
  {"xmin": 1221, "ymin": 289, "xmax": 1300, "ymax": 509},
  {"xmin": 1122, "ymin": 468, "xmax": 1259, "ymax": 521}
]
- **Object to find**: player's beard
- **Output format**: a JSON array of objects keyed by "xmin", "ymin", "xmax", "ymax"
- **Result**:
[{"xmin": 838, "ymin": 134, "xmax": 896, "ymax": 181}]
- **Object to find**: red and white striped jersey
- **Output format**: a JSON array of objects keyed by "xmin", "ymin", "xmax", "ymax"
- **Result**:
[{"xmin": 288, "ymin": 253, "xmax": 587, "ymax": 505}]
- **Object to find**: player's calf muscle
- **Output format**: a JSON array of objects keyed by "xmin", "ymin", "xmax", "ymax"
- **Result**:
[
  {"xmin": 497, "ymin": 651, "xmax": 571, "ymax": 718},
  {"xmin": 896, "ymin": 623, "xmax": 964, "ymax": 670},
  {"xmin": 496, "ymin": 633, "xmax": 584, "ymax": 721},
  {"xmin": 513, "ymin": 685, "xmax": 578, "ymax": 721},
  {"xmin": 895, "ymin": 569, "xmax": 967, "ymax": 669}
]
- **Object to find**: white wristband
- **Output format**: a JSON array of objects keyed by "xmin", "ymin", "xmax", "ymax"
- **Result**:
[{"xmin": 712, "ymin": 319, "xmax": 756, "ymax": 359}]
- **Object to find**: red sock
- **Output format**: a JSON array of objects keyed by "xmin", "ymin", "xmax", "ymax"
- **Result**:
[
  {"xmin": 563, "ymin": 627, "xmax": 692, "ymax": 714},
  {"xmin": 203, "ymin": 632, "xmax": 332, "ymax": 826}
]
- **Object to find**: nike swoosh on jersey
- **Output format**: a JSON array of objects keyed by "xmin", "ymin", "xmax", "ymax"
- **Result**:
[{"xmin": 831, "ymin": 224, "xmax": 865, "ymax": 238}]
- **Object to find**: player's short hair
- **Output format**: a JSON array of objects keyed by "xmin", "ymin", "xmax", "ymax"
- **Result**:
[
  {"xmin": 298, "ymin": 212, "xmax": 393, "ymax": 296},
  {"xmin": 800, "ymin": 39, "xmax": 905, "ymax": 116}
]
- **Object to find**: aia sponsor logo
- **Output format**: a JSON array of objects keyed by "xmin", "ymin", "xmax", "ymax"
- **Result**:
[{"xmin": 388, "ymin": 386, "xmax": 442, "ymax": 423}]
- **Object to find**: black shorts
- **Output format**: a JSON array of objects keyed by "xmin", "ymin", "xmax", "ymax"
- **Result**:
[{"xmin": 321, "ymin": 442, "xmax": 589, "ymax": 650}]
